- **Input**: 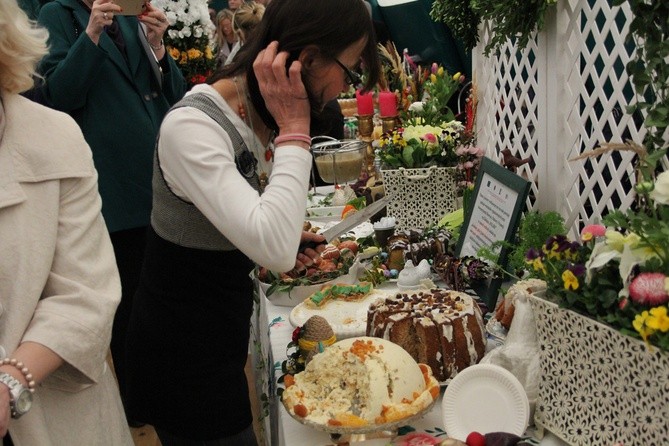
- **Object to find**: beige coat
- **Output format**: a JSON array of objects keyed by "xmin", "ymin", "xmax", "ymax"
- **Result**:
[{"xmin": 0, "ymin": 93, "xmax": 133, "ymax": 445}]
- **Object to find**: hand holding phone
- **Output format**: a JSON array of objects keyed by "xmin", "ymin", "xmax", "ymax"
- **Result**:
[{"xmin": 113, "ymin": 0, "xmax": 146, "ymax": 16}]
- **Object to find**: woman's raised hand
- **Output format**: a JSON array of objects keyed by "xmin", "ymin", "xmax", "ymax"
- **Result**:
[
  {"xmin": 253, "ymin": 41, "xmax": 310, "ymax": 137},
  {"xmin": 85, "ymin": 0, "xmax": 122, "ymax": 44}
]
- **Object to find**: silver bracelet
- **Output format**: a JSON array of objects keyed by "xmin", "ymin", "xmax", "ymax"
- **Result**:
[{"xmin": 150, "ymin": 39, "xmax": 164, "ymax": 51}]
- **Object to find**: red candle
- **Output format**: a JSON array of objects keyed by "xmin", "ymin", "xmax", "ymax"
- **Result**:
[
  {"xmin": 355, "ymin": 89, "xmax": 374, "ymax": 116},
  {"xmin": 378, "ymin": 90, "xmax": 397, "ymax": 117}
]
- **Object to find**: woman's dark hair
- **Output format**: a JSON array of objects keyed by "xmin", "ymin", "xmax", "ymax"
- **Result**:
[{"xmin": 208, "ymin": 0, "xmax": 380, "ymax": 133}]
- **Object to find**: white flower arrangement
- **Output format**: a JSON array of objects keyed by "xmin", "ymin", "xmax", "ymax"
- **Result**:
[
  {"xmin": 154, "ymin": 0, "xmax": 214, "ymax": 41},
  {"xmin": 153, "ymin": 0, "xmax": 216, "ymax": 86}
]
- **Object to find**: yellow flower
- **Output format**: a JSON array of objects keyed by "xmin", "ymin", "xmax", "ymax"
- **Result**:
[
  {"xmin": 187, "ymin": 48, "xmax": 203, "ymax": 59},
  {"xmin": 646, "ymin": 306, "xmax": 669, "ymax": 332},
  {"xmin": 392, "ymin": 133, "xmax": 406, "ymax": 147},
  {"xmin": 605, "ymin": 230, "xmax": 639, "ymax": 252},
  {"xmin": 430, "ymin": 73, "xmax": 437, "ymax": 83},
  {"xmin": 527, "ymin": 257, "xmax": 546, "ymax": 274},
  {"xmin": 179, "ymin": 51, "xmax": 188, "ymax": 65},
  {"xmin": 437, "ymin": 66, "xmax": 444, "ymax": 77},
  {"xmin": 633, "ymin": 311, "xmax": 655, "ymax": 341},
  {"xmin": 452, "ymin": 72, "xmax": 461, "ymax": 81},
  {"xmin": 543, "ymin": 242, "xmax": 562, "ymax": 260},
  {"xmin": 169, "ymin": 47, "xmax": 180, "ymax": 60},
  {"xmin": 205, "ymin": 46, "xmax": 214, "ymax": 60},
  {"xmin": 562, "ymin": 269, "xmax": 579, "ymax": 291}
]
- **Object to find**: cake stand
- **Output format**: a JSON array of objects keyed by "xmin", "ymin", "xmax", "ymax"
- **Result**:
[{"xmin": 283, "ymin": 395, "xmax": 438, "ymax": 444}]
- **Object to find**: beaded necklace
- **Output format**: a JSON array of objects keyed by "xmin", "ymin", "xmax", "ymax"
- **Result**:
[{"xmin": 233, "ymin": 77, "xmax": 274, "ymax": 192}]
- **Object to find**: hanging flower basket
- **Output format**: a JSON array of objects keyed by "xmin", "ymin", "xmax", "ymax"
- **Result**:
[{"xmin": 529, "ymin": 294, "xmax": 669, "ymax": 446}]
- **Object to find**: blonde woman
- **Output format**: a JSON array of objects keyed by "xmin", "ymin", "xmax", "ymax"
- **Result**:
[
  {"xmin": 224, "ymin": 1, "xmax": 265, "ymax": 65},
  {"xmin": 0, "ymin": 1, "xmax": 132, "ymax": 444},
  {"xmin": 215, "ymin": 8, "xmax": 237, "ymax": 67}
]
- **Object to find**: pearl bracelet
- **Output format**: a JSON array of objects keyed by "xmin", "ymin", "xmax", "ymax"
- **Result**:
[
  {"xmin": 274, "ymin": 133, "xmax": 312, "ymax": 147},
  {"xmin": 1, "ymin": 358, "xmax": 36, "ymax": 392},
  {"xmin": 150, "ymin": 39, "xmax": 164, "ymax": 51}
]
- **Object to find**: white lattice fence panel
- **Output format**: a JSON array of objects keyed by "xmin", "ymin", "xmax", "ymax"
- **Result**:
[
  {"xmin": 474, "ymin": 24, "xmax": 542, "ymax": 211},
  {"xmin": 475, "ymin": 0, "xmax": 646, "ymax": 239},
  {"xmin": 562, "ymin": 0, "xmax": 641, "ymax": 238}
]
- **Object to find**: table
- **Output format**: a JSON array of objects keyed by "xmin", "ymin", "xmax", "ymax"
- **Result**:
[{"xmin": 250, "ymin": 281, "xmax": 569, "ymax": 446}]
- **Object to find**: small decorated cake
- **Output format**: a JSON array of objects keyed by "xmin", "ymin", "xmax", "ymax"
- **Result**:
[
  {"xmin": 366, "ymin": 289, "xmax": 486, "ymax": 382},
  {"xmin": 304, "ymin": 282, "xmax": 373, "ymax": 308},
  {"xmin": 386, "ymin": 228, "xmax": 451, "ymax": 271},
  {"xmin": 282, "ymin": 337, "xmax": 439, "ymax": 427}
]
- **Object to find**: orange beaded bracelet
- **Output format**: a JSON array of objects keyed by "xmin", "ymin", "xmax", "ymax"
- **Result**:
[{"xmin": 1, "ymin": 358, "xmax": 36, "ymax": 392}]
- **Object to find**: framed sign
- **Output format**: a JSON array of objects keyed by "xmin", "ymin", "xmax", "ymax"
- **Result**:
[{"xmin": 455, "ymin": 156, "xmax": 531, "ymax": 309}]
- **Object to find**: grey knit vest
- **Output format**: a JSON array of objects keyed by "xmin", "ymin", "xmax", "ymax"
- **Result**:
[{"xmin": 151, "ymin": 93, "xmax": 260, "ymax": 250}]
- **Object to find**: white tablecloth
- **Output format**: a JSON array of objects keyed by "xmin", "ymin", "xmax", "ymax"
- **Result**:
[{"xmin": 250, "ymin": 281, "xmax": 569, "ymax": 446}]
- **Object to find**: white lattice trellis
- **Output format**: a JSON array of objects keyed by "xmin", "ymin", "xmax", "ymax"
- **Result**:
[{"xmin": 473, "ymin": 0, "xmax": 654, "ymax": 239}]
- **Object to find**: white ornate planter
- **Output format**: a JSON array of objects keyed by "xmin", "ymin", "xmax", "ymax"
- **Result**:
[
  {"xmin": 381, "ymin": 166, "xmax": 458, "ymax": 231},
  {"xmin": 529, "ymin": 295, "xmax": 669, "ymax": 446}
]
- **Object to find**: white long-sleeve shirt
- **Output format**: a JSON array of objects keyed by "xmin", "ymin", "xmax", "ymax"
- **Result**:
[{"xmin": 157, "ymin": 84, "xmax": 312, "ymax": 272}]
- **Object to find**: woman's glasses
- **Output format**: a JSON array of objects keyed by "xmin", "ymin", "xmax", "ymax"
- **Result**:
[{"xmin": 334, "ymin": 58, "xmax": 362, "ymax": 88}]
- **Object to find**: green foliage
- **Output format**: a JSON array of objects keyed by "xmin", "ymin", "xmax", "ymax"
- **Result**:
[
  {"xmin": 430, "ymin": 0, "xmax": 481, "ymax": 52},
  {"xmin": 473, "ymin": 0, "xmax": 556, "ymax": 56},
  {"xmin": 479, "ymin": 211, "xmax": 567, "ymax": 277},
  {"xmin": 358, "ymin": 255, "xmax": 389, "ymax": 286},
  {"xmin": 429, "ymin": 0, "xmax": 557, "ymax": 56},
  {"xmin": 402, "ymin": 66, "xmax": 463, "ymax": 127},
  {"xmin": 508, "ymin": 211, "xmax": 567, "ymax": 274},
  {"xmin": 612, "ymin": 0, "xmax": 669, "ymax": 155}
]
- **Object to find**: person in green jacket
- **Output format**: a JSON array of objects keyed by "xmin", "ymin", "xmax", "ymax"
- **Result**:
[
  {"xmin": 16, "ymin": 0, "xmax": 49, "ymax": 20},
  {"xmin": 36, "ymin": 0, "xmax": 187, "ymax": 424}
]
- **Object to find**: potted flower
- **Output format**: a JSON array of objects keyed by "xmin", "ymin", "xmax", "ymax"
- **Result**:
[
  {"xmin": 374, "ymin": 61, "xmax": 481, "ymax": 230},
  {"xmin": 154, "ymin": 0, "xmax": 216, "ymax": 88},
  {"xmin": 522, "ymin": 148, "xmax": 669, "ymax": 445}
]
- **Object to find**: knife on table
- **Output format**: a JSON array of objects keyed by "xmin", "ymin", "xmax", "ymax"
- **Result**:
[{"xmin": 299, "ymin": 196, "xmax": 389, "ymax": 251}]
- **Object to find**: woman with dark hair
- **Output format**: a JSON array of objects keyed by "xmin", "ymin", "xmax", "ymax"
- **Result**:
[{"xmin": 125, "ymin": 0, "xmax": 380, "ymax": 444}]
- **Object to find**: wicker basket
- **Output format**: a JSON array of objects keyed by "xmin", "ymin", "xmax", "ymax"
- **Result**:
[
  {"xmin": 380, "ymin": 166, "xmax": 458, "ymax": 231},
  {"xmin": 530, "ymin": 294, "xmax": 669, "ymax": 446}
]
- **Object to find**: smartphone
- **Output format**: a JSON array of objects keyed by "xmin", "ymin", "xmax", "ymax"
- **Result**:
[{"xmin": 113, "ymin": 0, "xmax": 147, "ymax": 16}]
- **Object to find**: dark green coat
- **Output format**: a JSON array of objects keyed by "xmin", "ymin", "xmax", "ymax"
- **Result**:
[
  {"xmin": 37, "ymin": 0, "xmax": 187, "ymax": 232},
  {"xmin": 17, "ymin": 0, "xmax": 44, "ymax": 20}
]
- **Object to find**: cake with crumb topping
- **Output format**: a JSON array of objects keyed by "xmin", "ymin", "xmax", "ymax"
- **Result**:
[{"xmin": 282, "ymin": 337, "xmax": 439, "ymax": 427}]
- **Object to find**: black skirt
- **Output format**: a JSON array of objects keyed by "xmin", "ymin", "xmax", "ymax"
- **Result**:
[{"xmin": 126, "ymin": 226, "xmax": 255, "ymax": 440}]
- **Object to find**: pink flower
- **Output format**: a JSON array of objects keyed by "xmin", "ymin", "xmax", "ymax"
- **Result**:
[
  {"xmin": 393, "ymin": 432, "xmax": 442, "ymax": 446},
  {"xmin": 629, "ymin": 272, "xmax": 669, "ymax": 306},
  {"xmin": 466, "ymin": 145, "xmax": 481, "ymax": 155},
  {"xmin": 580, "ymin": 224, "xmax": 606, "ymax": 241},
  {"xmin": 423, "ymin": 133, "xmax": 437, "ymax": 144}
]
